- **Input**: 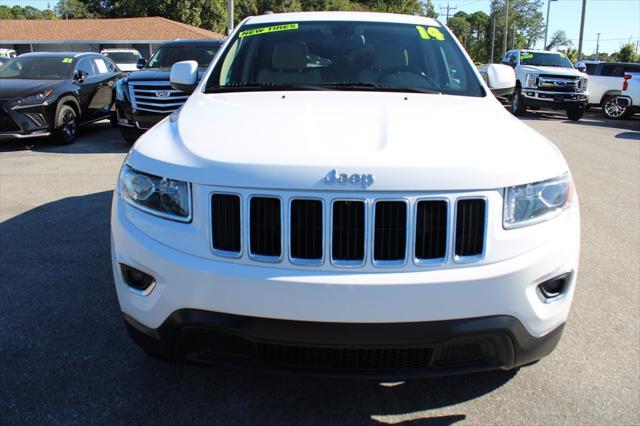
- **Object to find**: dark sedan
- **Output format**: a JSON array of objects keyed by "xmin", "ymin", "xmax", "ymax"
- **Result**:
[{"xmin": 0, "ymin": 52, "xmax": 124, "ymax": 144}]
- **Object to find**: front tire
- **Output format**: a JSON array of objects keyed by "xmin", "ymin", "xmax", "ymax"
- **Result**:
[
  {"xmin": 566, "ymin": 107, "xmax": 585, "ymax": 121},
  {"xmin": 510, "ymin": 87, "xmax": 527, "ymax": 116},
  {"xmin": 51, "ymin": 104, "xmax": 78, "ymax": 145},
  {"xmin": 602, "ymin": 96, "xmax": 630, "ymax": 120}
]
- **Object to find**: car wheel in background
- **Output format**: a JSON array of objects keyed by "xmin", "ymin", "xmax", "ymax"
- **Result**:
[
  {"xmin": 602, "ymin": 96, "xmax": 630, "ymax": 120},
  {"xmin": 120, "ymin": 127, "xmax": 142, "ymax": 145},
  {"xmin": 566, "ymin": 107, "xmax": 585, "ymax": 121},
  {"xmin": 51, "ymin": 104, "xmax": 78, "ymax": 145},
  {"xmin": 510, "ymin": 87, "xmax": 527, "ymax": 116}
]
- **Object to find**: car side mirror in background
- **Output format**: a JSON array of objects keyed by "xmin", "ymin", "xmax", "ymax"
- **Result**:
[
  {"xmin": 170, "ymin": 60, "xmax": 198, "ymax": 94},
  {"xmin": 73, "ymin": 70, "xmax": 88, "ymax": 82},
  {"xmin": 478, "ymin": 64, "xmax": 516, "ymax": 98},
  {"xmin": 136, "ymin": 58, "xmax": 147, "ymax": 69}
]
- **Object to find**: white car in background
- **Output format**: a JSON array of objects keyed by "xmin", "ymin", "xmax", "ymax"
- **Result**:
[
  {"xmin": 112, "ymin": 12, "xmax": 579, "ymax": 378},
  {"xmin": 101, "ymin": 48, "xmax": 142, "ymax": 72},
  {"xmin": 575, "ymin": 61, "xmax": 640, "ymax": 119}
]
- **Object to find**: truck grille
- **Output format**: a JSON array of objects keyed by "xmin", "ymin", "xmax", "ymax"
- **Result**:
[
  {"xmin": 209, "ymin": 192, "xmax": 487, "ymax": 268},
  {"xmin": 536, "ymin": 75, "xmax": 581, "ymax": 93},
  {"xmin": 128, "ymin": 81, "xmax": 190, "ymax": 114}
]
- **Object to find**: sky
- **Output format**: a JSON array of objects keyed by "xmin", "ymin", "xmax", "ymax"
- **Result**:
[{"xmin": 1, "ymin": 0, "xmax": 639, "ymax": 56}]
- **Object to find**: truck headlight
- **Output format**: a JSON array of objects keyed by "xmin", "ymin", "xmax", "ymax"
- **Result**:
[
  {"xmin": 504, "ymin": 174, "xmax": 572, "ymax": 229},
  {"xmin": 580, "ymin": 77, "xmax": 588, "ymax": 92},
  {"xmin": 525, "ymin": 73, "xmax": 538, "ymax": 88},
  {"xmin": 119, "ymin": 165, "xmax": 191, "ymax": 222}
]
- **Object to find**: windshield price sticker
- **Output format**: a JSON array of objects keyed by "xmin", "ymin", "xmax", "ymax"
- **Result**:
[
  {"xmin": 521, "ymin": 53, "xmax": 533, "ymax": 59},
  {"xmin": 239, "ymin": 23, "xmax": 299, "ymax": 38},
  {"xmin": 416, "ymin": 26, "xmax": 445, "ymax": 41},
  {"xmin": 62, "ymin": 58, "xmax": 73, "ymax": 63}
]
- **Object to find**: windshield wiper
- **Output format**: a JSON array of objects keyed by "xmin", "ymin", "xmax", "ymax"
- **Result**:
[
  {"xmin": 320, "ymin": 82, "xmax": 441, "ymax": 94},
  {"xmin": 205, "ymin": 82, "xmax": 329, "ymax": 93}
]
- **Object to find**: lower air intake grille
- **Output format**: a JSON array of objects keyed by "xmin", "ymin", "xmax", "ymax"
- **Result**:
[
  {"xmin": 211, "ymin": 194, "xmax": 241, "ymax": 253},
  {"xmin": 415, "ymin": 200, "xmax": 448, "ymax": 260},
  {"xmin": 374, "ymin": 201, "xmax": 407, "ymax": 261},
  {"xmin": 332, "ymin": 201, "xmax": 365, "ymax": 262},
  {"xmin": 290, "ymin": 199, "xmax": 323, "ymax": 260},
  {"xmin": 455, "ymin": 199, "xmax": 486, "ymax": 257},
  {"xmin": 259, "ymin": 344, "xmax": 434, "ymax": 370},
  {"xmin": 250, "ymin": 197, "xmax": 281, "ymax": 257}
]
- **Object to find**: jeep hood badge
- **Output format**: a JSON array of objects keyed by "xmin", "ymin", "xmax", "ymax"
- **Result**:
[{"xmin": 324, "ymin": 169, "xmax": 374, "ymax": 189}]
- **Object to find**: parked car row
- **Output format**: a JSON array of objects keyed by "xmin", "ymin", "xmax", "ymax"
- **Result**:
[{"xmin": 0, "ymin": 40, "xmax": 223, "ymax": 144}]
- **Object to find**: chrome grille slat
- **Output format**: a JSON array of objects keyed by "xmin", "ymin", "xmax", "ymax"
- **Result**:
[{"xmin": 129, "ymin": 81, "xmax": 189, "ymax": 113}]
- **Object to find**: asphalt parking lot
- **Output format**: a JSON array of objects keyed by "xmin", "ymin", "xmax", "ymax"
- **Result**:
[{"xmin": 1, "ymin": 111, "xmax": 638, "ymax": 425}]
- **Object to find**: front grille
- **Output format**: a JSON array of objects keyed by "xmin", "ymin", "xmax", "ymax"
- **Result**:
[
  {"xmin": 211, "ymin": 194, "xmax": 241, "ymax": 254},
  {"xmin": 290, "ymin": 199, "xmax": 323, "ymax": 261},
  {"xmin": 536, "ymin": 75, "xmax": 580, "ymax": 93},
  {"xmin": 374, "ymin": 201, "xmax": 407, "ymax": 262},
  {"xmin": 415, "ymin": 200, "xmax": 448, "ymax": 261},
  {"xmin": 332, "ymin": 201, "xmax": 365, "ymax": 263},
  {"xmin": 434, "ymin": 342, "xmax": 488, "ymax": 366},
  {"xmin": 259, "ymin": 344, "xmax": 434, "ymax": 370},
  {"xmin": 0, "ymin": 102, "xmax": 21, "ymax": 132},
  {"xmin": 455, "ymin": 199, "xmax": 486, "ymax": 257},
  {"xmin": 128, "ymin": 81, "xmax": 189, "ymax": 114},
  {"xmin": 209, "ymin": 192, "xmax": 488, "ymax": 268},
  {"xmin": 250, "ymin": 197, "xmax": 282, "ymax": 258}
]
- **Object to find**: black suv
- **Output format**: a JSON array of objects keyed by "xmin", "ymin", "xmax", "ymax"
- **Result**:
[
  {"xmin": 0, "ymin": 52, "xmax": 123, "ymax": 144},
  {"xmin": 115, "ymin": 39, "xmax": 223, "ymax": 143}
]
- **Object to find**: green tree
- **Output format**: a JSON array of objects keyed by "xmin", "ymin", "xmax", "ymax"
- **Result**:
[
  {"xmin": 11, "ymin": 5, "xmax": 27, "ymax": 19},
  {"xmin": 489, "ymin": 0, "xmax": 544, "ymax": 58},
  {"xmin": 0, "ymin": 5, "xmax": 13, "ymax": 19},
  {"xmin": 56, "ymin": 0, "xmax": 95, "ymax": 18},
  {"xmin": 423, "ymin": 0, "xmax": 437, "ymax": 18},
  {"xmin": 545, "ymin": 30, "xmax": 571, "ymax": 51},
  {"xmin": 614, "ymin": 43, "xmax": 639, "ymax": 63},
  {"xmin": 448, "ymin": 16, "xmax": 472, "ymax": 47}
]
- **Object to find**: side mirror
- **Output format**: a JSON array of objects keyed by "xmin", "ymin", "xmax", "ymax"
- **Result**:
[
  {"xmin": 478, "ymin": 64, "xmax": 516, "ymax": 97},
  {"xmin": 136, "ymin": 58, "xmax": 147, "ymax": 69},
  {"xmin": 575, "ymin": 64, "xmax": 587, "ymax": 73},
  {"xmin": 74, "ymin": 70, "xmax": 88, "ymax": 82},
  {"xmin": 170, "ymin": 60, "xmax": 198, "ymax": 94}
]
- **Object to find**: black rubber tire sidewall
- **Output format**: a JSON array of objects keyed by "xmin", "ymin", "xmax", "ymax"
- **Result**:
[
  {"xmin": 51, "ymin": 104, "xmax": 78, "ymax": 145},
  {"xmin": 566, "ymin": 107, "xmax": 584, "ymax": 121},
  {"xmin": 510, "ymin": 88, "xmax": 526, "ymax": 116}
]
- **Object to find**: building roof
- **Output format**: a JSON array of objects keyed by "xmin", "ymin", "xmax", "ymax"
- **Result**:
[{"xmin": 0, "ymin": 17, "xmax": 224, "ymax": 43}]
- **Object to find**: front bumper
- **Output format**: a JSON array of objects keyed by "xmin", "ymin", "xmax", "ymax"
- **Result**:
[
  {"xmin": 115, "ymin": 98, "xmax": 168, "ymax": 132},
  {"xmin": 0, "ymin": 102, "xmax": 54, "ymax": 140},
  {"xmin": 125, "ymin": 310, "xmax": 565, "ymax": 378},
  {"xmin": 522, "ymin": 89, "xmax": 588, "ymax": 108}
]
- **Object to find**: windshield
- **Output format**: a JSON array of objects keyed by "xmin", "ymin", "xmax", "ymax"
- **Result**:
[
  {"xmin": 103, "ymin": 51, "xmax": 140, "ymax": 64},
  {"xmin": 0, "ymin": 57, "xmax": 72, "ymax": 80},
  {"xmin": 146, "ymin": 45, "xmax": 220, "ymax": 69},
  {"xmin": 205, "ymin": 21, "xmax": 484, "ymax": 97},
  {"xmin": 520, "ymin": 52, "xmax": 573, "ymax": 68}
]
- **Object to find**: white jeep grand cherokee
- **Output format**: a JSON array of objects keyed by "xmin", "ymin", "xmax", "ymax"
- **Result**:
[{"xmin": 112, "ymin": 12, "xmax": 580, "ymax": 378}]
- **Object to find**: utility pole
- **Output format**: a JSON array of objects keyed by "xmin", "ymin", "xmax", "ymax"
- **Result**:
[
  {"xmin": 503, "ymin": 0, "xmax": 509, "ymax": 56},
  {"xmin": 543, "ymin": 0, "xmax": 558, "ymax": 51},
  {"xmin": 227, "ymin": 0, "xmax": 234, "ymax": 34},
  {"xmin": 595, "ymin": 33, "xmax": 601, "ymax": 61},
  {"xmin": 512, "ymin": 26, "xmax": 516, "ymax": 50},
  {"xmin": 440, "ymin": 2, "xmax": 458, "ymax": 25},
  {"xmin": 491, "ymin": 14, "xmax": 497, "ymax": 62},
  {"xmin": 577, "ymin": 0, "xmax": 587, "ymax": 60}
]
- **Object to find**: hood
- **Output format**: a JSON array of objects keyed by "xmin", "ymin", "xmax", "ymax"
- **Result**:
[
  {"xmin": 129, "ymin": 91, "xmax": 569, "ymax": 191},
  {"xmin": 126, "ymin": 68, "xmax": 207, "ymax": 82},
  {"xmin": 116, "ymin": 63, "xmax": 139, "ymax": 72},
  {"xmin": 519, "ymin": 65, "xmax": 583, "ymax": 77},
  {"xmin": 0, "ymin": 79, "xmax": 64, "ymax": 100}
]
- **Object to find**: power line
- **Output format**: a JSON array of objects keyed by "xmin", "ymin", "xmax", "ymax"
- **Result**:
[{"xmin": 439, "ymin": 2, "xmax": 458, "ymax": 25}]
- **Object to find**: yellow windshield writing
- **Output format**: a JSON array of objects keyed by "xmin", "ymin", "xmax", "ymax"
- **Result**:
[
  {"xmin": 416, "ymin": 26, "xmax": 445, "ymax": 41},
  {"xmin": 520, "ymin": 53, "xmax": 533, "ymax": 60},
  {"xmin": 239, "ymin": 23, "xmax": 299, "ymax": 38},
  {"xmin": 62, "ymin": 58, "xmax": 73, "ymax": 63}
]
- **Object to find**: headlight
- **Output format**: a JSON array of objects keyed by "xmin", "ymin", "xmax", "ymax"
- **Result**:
[
  {"xmin": 116, "ymin": 79, "xmax": 125, "ymax": 101},
  {"xmin": 580, "ymin": 77, "xmax": 588, "ymax": 92},
  {"xmin": 12, "ymin": 89, "xmax": 54, "ymax": 108},
  {"xmin": 119, "ymin": 165, "xmax": 191, "ymax": 222},
  {"xmin": 504, "ymin": 174, "xmax": 572, "ymax": 229},
  {"xmin": 525, "ymin": 73, "xmax": 538, "ymax": 88}
]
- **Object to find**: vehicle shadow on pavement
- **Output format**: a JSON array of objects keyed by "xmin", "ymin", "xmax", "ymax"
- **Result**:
[
  {"xmin": 520, "ymin": 110, "xmax": 640, "ymax": 132},
  {"xmin": 0, "ymin": 191, "xmax": 517, "ymax": 425},
  {"xmin": 0, "ymin": 121, "xmax": 130, "ymax": 154}
]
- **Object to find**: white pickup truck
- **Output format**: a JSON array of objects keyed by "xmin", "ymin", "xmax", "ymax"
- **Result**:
[
  {"xmin": 502, "ymin": 49, "xmax": 588, "ymax": 120},
  {"xmin": 111, "ymin": 12, "xmax": 579, "ymax": 378},
  {"xmin": 616, "ymin": 72, "xmax": 640, "ymax": 118},
  {"xmin": 575, "ymin": 61, "xmax": 640, "ymax": 119}
]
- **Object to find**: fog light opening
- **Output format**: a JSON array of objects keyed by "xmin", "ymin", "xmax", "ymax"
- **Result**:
[
  {"xmin": 538, "ymin": 272, "xmax": 572, "ymax": 301},
  {"xmin": 120, "ymin": 264, "xmax": 155, "ymax": 294}
]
